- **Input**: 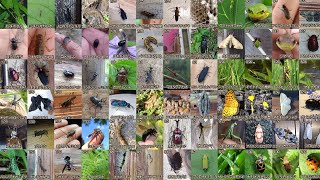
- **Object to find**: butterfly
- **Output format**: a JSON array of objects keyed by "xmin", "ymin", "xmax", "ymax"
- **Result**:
[
  {"xmin": 280, "ymin": 93, "xmax": 291, "ymax": 116},
  {"xmin": 274, "ymin": 127, "xmax": 298, "ymax": 143},
  {"xmin": 222, "ymin": 90, "xmax": 239, "ymax": 119}
]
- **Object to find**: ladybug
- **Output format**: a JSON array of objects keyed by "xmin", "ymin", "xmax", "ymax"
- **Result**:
[
  {"xmin": 306, "ymin": 156, "xmax": 319, "ymax": 172},
  {"xmin": 256, "ymin": 156, "xmax": 265, "ymax": 173}
]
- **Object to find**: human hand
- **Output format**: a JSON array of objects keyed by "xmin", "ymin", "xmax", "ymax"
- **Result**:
[{"xmin": 54, "ymin": 119, "xmax": 82, "ymax": 149}]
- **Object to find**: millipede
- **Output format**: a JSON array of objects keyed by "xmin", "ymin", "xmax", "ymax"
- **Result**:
[{"xmin": 143, "ymin": 36, "xmax": 158, "ymax": 52}]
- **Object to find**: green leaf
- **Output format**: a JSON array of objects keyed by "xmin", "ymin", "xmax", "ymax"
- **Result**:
[{"xmin": 28, "ymin": 0, "xmax": 55, "ymax": 26}]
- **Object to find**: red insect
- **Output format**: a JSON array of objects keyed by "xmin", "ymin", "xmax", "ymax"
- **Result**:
[{"xmin": 9, "ymin": 68, "xmax": 20, "ymax": 81}]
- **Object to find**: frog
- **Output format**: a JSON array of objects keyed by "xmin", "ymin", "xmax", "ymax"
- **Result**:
[
  {"xmin": 276, "ymin": 30, "xmax": 298, "ymax": 52},
  {"xmin": 247, "ymin": 3, "xmax": 271, "ymax": 22},
  {"xmin": 222, "ymin": 122, "xmax": 242, "ymax": 145}
]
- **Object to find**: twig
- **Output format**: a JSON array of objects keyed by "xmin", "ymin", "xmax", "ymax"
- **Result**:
[{"xmin": 164, "ymin": 74, "xmax": 187, "ymax": 86}]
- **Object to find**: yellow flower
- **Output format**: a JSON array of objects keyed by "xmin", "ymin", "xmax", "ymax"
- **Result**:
[
  {"xmin": 248, "ymin": 95, "xmax": 255, "ymax": 102},
  {"xmin": 263, "ymin": 101, "xmax": 269, "ymax": 108}
]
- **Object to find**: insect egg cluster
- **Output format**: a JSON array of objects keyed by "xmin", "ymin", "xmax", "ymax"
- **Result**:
[
  {"xmin": 191, "ymin": 0, "xmax": 215, "ymax": 24},
  {"xmin": 163, "ymin": 97, "xmax": 190, "ymax": 115}
]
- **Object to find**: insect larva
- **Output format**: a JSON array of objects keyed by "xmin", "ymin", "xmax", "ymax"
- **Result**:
[
  {"xmin": 144, "ymin": 36, "xmax": 158, "ymax": 52},
  {"xmin": 280, "ymin": 4, "xmax": 291, "ymax": 20},
  {"xmin": 114, "ymin": 121, "xmax": 127, "ymax": 145},
  {"xmin": 141, "ymin": 11, "xmax": 155, "ymax": 18},
  {"xmin": 35, "ymin": 34, "xmax": 44, "ymax": 55}
]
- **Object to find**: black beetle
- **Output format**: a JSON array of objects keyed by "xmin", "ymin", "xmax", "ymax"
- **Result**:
[
  {"xmin": 9, "ymin": 68, "xmax": 20, "ymax": 81},
  {"xmin": 61, "ymin": 96, "xmax": 76, "ymax": 109},
  {"xmin": 35, "ymin": 64, "xmax": 49, "ymax": 85},
  {"xmin": 174, "ymin": 7, "xmax": 180, "ymax": 22},
  {"xmin": 118, "ymin": 40, "xmax": 126, "ymax": 47},
  {"xmin": 118, "ymin": 4, "xmax": 127, "ymax": 20},
  {"xmin": 307, "ymin": 35, "xmax": 319, "ymax": 52},
  {"xmin": 63, "ymin": 70, "xmax": 74, "ymax": 78},
  {"xmin": 90, "ymin": 95, "xmax": 103, "ymax": 109},
  {"xmin": 200, "ymin": 35, "xmax": 208, "ymax": 54},
  {"xmin": 197, "ymin": 66, "xmax": 210, "ymax": 83},
  {"xmin": 93, "ymin": 39, "xmax": 99, "ymax": 48},
  {"xmin": 305, "ymin": 99, "xmax": 320, "ymax": 111}
]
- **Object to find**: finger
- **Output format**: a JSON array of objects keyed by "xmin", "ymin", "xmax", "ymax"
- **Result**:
[
  {"xmin": 55, "ymin": 32, "xmax": 82, "ymax": 59},
  {"xmin": 66, "ymin": 140, "xmax": 80, "ymax": 149},
  {"xmin": 54, "ymin": 124, "xmax": 79, "ymax": 139},
  {"xmin": 272, "ymin": 0, "xmax": 299, "ymax": 26},
  {"xmin": 82, "ymin": 28, "xmax": 109, "ymax": 56},
  {"xmin": 81, "ymin": 37, "xmax": 95, "ymax": 56},
  {"xmin": 54, "ymin": 119, "xmax": 68, "ymax": 129}
]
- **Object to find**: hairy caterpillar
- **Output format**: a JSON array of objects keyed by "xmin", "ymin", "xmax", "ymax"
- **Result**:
[{"xmin": 144, "ymin": 36, "xmax": 158, "ymax": 52}]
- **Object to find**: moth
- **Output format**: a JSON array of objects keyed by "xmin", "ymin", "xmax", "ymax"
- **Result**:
[
  {"xmin": 304, "ymin": 122, "xmax": 312, "ymax": 140},
  {"xmin": 218, "ymin": 34, "xmax": 243, "ymax": 49}
]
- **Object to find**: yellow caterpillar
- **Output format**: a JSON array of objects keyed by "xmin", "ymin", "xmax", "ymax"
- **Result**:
[{"xmin": 144, "ymin": 36, "xmax": 157, "ymax": 52}]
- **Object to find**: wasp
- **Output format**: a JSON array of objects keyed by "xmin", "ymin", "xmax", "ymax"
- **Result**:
[
  {"xmin": 111, "ymin": 99, "xmax": 135, "ymax": 110},
  {"xmin": 62, "ymin": 156, "xmax": 76, "ymax": 173},
  {"xmin": 60, "ymin": 96, "xmax": 76, "ymax": 109},
  {"xmin": 34, "ymin": 130, "xmax": 48, "ymax": 138},
  {"xmin": 87, "ymin": 128, "xmax": 104, "ymax": 144}
]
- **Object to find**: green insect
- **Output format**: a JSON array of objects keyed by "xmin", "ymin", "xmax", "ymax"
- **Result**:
[
  {"xmin": 253, "ymin": 38, "xmax": 262, "ymax": 48},
  {"xmin": 222, "ymin": 122, "xmax": 242, "ymax": 145},
  {"xmin": 202, "ymin": 154, "xmax": 208, "ymax": 172}
]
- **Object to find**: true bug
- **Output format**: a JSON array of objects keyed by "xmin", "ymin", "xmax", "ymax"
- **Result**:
[
  {"xmin": 34, "ymin": 130, "xmax": 48, "ymax": 138},
  {"xmin": 141, "ymin": 11, "xmax": 155, "ymax": 18},
  {"xmin": 168, "ymin": 150, "xmax": 182, "ymax": 173},
  {"xmin": 142, "ymin": 128, "xmax": 157, "ymax": 142},
  {"xmin": 281, "ymin": 156, "xmax": 291, "ymax": 173},
  {"xmin": 200, "ymin": 35, "xmax": 208, "ymax": 53},
  {"xmin": 93, "ymin": 39, "xmax": 99, "ymax": 49},
  {"xmin": 202, "ymin": 154, "xmax": 208, "ymax": 172},
  {"xmin": 61, "ymin": 96, "xmax": 76, "ymax": 109},
  {"xmin": 62, "ymin": 156, "xmax": 76, "ymax": 173},
  {"xmin": 307, "ymin": 35, "xmax": 319, "ymax": 52},
  {"xmin": 253, "ymin": 38, "xmax": 262, "ymax": 48},
  {"xmin": 196, "ymin": 65, "xmax": 210, "ymax": 83},
  {"xmin": 145, "ymin": 67, "xmax": 154, "ymax": 84},
  {"xmin": 118, "ymin": 4, "xmax": 127, "ymax": 20},
  {"xmin": 256, "ymin": 156, "xmax": 265, "ymax": 173},
  {"xmin": 63, "ymin": 70, "xmax": 75, "ymax": 78},
  {"xmin": 111, "ymin": 99, "xmax": 134, "ymax": 110}
]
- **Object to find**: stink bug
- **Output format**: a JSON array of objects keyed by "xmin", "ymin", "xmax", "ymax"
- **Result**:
[
  {"xmin": 253, "ymin": 38, "xmax": 262, "ymax": 48},
  {"xmin": 256, "ymin": 156, "xmax": 265, "ymax": 173},
  {"xmin": 202, "ymin": 154, "xmax": 208, "ymax": 172}
]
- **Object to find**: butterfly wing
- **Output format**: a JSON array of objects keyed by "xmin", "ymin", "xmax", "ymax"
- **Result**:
[
  {"xmin": 230, "ymin": 35, "xmax": 243, "ymax": 49},
  {"xmin": 280, "ymin": 93, "xmax": 291, "ymax": 116},
  {"xmin": 222, "ymin": 90, "xmax": 239, "ymax": 117},
  {"xmin": 316, "ymin": 133, "xmax": 320, "ymax": 145},
  {"xmin": 304, "ymin": 123, "xmax": 312, "ymax": 140},
  {"xmin": 274, "ymin": 127, "xmax": 286, "ymax": 140},
  {"xmin": 218, "ymin": 35, "xmax": 232, "ymax": 49}
]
